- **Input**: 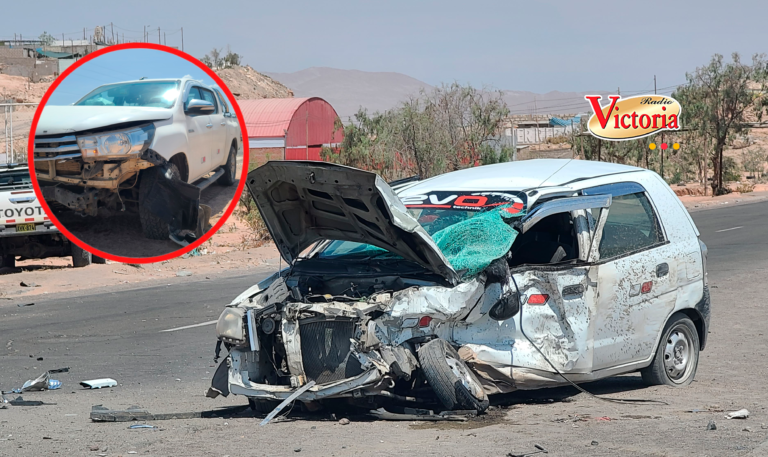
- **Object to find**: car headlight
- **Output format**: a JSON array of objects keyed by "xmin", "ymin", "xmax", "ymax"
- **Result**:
[
  {"xmin": 216, "ymin": 307, "xmax": 246, "ymax": 344},
  {"xmin": 77, "ymin": 124, "xmax": 155, "ymax": 159}
]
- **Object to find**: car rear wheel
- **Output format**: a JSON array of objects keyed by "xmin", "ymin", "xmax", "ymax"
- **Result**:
[
  {"xmin": 418, "ymin": 338, "xmax": 489, "ymax": 412},
  {"xmin": 641, "ymin": 313, "xmax": 699, "ymax": 386},
  {"xmin": 71, "ymin": 244, "xmax": 92, "ymax": 268},
  {"xmin": 217, "ymin": 144, "xmax": 237, "ymax": 186}
]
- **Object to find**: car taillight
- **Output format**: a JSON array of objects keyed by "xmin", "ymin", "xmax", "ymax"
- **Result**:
[
  {"xmin": 418, "ymin": 316, "xmax": 432, "ymax": 327},
  {"xmin": 527, "ymin": 294, "xmax": 549, "ymax": 305}
]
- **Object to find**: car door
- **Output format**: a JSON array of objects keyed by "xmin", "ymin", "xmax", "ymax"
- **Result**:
[
  {"xmin": 452, "ymin": 195, "xmax": 611, "ymax": 375},
  {"xmin": 184, "ymin": 85, "xmax": 214, "ymax": 182},
  {"xmin": 214, "ymin": 88, "xmax": 237, "ymax": 166},
  {"xmin": 584, "ymin": 182, "xmax": 680, "ymax": 371},
  {"xmin": 199, "ymin": 87, "xmax": 227, "ymax": 171}
]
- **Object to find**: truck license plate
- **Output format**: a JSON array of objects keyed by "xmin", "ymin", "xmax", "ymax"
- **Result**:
[{"xmin": 15, "ymin": 223, "xmax": 35, "ymax": 233}]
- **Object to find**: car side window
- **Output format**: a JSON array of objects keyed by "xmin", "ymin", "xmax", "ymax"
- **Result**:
[
  {"xmin": 215, "ymin": 90, "xmax": 230, "ymax": 115},
  {"xmin": 598, "ymin": 192, "xmax": 663, "ymax": 259},
  {"xmin": 199, "ymin": 88, "xmax": 218, "ymax": 114},
  {"xmin": 185, "ymin": 86, "xmax": 203, "ymax": 111}
]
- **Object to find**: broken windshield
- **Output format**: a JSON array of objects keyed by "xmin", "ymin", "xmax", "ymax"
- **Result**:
[
  {"xmin": 75, "ymin": 81, "xmax": 180, "ymax": 108},
  {"xmin": 317, "ymin": 190, "xmax": 527, "ymax": 277}
]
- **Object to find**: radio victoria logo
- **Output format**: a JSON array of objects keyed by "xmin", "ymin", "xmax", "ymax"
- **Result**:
[{"xmin": 584, "ymin": 94, "xmax": 682, "ymax": 140}]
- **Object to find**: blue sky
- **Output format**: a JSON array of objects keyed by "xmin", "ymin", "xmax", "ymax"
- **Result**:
[
  {"xmin": 3, "ymin": 0, "xmax": 767, "ymax": 94},
  {"xmin": 46, "ymin": 48, "xmax": 216, "ymax": 105}
]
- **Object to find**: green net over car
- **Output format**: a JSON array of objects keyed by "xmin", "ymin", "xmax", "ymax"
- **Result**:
[{"xmin": 432, "ymin": 205, "xmax": 521, "ymax": 278}]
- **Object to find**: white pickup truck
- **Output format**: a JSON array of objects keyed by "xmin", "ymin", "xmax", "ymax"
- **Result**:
[
  {"xmin": 33, "ymin": 76, "xmax": 242, "ymax": 241},
  {"xmin": 0, "ymin": 165, "xmax": 101, "ymax": 268}
]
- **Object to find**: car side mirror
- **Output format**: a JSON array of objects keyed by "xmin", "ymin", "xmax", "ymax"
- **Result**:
[
  {"xmin": 186, "ymin": 99, "xmax": 214, "ymax": 114},
  {"xmin": 489, "ymin": 292, "xmax": 520, "ymax": 321}
]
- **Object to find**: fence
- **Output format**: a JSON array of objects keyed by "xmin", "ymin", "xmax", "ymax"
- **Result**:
[
  {"xmin": 1, "ymin": 102, "xmax": 38, "ymax": 164},
  {"xmin": 515, "ymin": 124, "xmax": 576, "ymax": 145}
]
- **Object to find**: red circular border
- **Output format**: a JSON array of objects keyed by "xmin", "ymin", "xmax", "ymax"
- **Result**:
[{"xmin": 27, "ymin": 42, "xmax": 250, "ymax": 264}]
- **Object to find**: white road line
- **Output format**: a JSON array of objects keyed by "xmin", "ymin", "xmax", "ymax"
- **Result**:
[
  {"xmin": 159, "ymin": 320, "xmax": 217, "ymax": 333},
  {"xmin": 716, "ymin": 226, "xmax": 744, "ymax": 233}
]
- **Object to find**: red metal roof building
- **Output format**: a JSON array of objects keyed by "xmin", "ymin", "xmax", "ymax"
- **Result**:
[{"xmin": 239, "ymin": 97, "xmax": 343, "ymax": 164}]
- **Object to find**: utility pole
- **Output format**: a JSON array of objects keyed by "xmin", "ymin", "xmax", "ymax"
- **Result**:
[
  {"xmin": 111, "ymin": 23, "xmax": 114, "ymax": 44},
  {"xmin": 654, "ymin": 75, "xmax": 657, "ymax": 94},
  {"xmin": 181, "ymin": 27, "xmax": 184, "ymax": 52},
  {"xmin": 143, "ymin": 25, "xmax": 146, "ymax": 42},
  {"xmin": 158, "ymin": 27, "xmax": 160, "ymax": 44},
  {"xmin": 164, "ymin": 32, "xmax": 166, "ymax": 46},
  {"xmin": 617, "ymin": 87, "xmax": 620, "ymax": 96}
]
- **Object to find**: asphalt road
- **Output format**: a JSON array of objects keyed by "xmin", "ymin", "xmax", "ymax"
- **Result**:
[{"xmin": 2, "ymin": 201, "xmax": 768, "ymax": 456}]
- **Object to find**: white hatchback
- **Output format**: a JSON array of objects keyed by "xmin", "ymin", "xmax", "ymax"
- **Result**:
[{"xmin": 210, "ymin": 159, "xmax": 709, "ymax": 413}]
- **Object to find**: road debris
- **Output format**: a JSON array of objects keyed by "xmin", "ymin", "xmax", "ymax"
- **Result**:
[
  {"xmin": 128, "ymin": 424, "xmax": 157, "ymax": 429},
  {"xmin": 19, "ymin": 281, "xmax": 39, "ymax": 287},
  {"xmin": 725, "ymin": 409, "xmax": 750, "ymax": 419},
  {"xmin": 338, "ymin": 418, "xmax": 350, "ymax": 425},
  {"xmin": 367, "ymin": 407, "xmax": 473, "ymax": 422},
  {"xmin": 6, "ymin": 396, "xmax": 55, "ymax": 406},
  {"xmin": 16, "ymin": 302, "xmax": 34, "ymax": 307},
  {"xmin": 89, "ymin": 404, "xmax": 249, "ymax": 422},
  {"xmin": 508, "ymin": 444, "xmax": 548, "ymax": 457},
  {"xmin": 260, "ymin": 380, "xmax": 316, "ymax": 426},
  {"xmin": 176, "ymin": 270, "xmax": 192, "ymax": 277},
  {"xmin": 80, "ymin": 378, "xmax": 117, "ymax": 389},
  {"xmin": 707, "ymin": 420, "xmax": 717, "ymax": 430},
  {"xmin": 11, "ymin": 367, "xmax": 69, "ymax": 392}
]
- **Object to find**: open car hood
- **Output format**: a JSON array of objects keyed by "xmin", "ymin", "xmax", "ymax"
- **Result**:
[{"xmin": 246, "ymin": 161, "xmax": 459, "ymax": 284}]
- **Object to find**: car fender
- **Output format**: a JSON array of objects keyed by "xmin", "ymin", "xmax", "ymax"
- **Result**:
[{"xmin": 149, "ymin": 116, "xmax": 189, "ymax": 162}]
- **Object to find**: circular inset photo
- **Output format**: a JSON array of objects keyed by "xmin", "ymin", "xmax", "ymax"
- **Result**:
[{"xmin": 29, "ymin": 44, "xmax": 248, "ymax": 261}]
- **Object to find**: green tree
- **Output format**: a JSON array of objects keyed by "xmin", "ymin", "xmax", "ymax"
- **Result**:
[
  {"xmin": 38, "ymin": 31, "xmax": 55, "ymax": 46},
  {"xmin": 674, "ymin": 53, "xmax": 768, "ymax": 195}
]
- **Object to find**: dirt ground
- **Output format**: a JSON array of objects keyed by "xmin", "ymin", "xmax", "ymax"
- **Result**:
[{"xmin": 47, "ymin": 153, "xmax": 245, "ymax": 259}]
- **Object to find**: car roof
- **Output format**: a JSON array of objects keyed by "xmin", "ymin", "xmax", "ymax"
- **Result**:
[{"xmin": 399, "ymin": 159, "xmax": 644, "ymax": 194}]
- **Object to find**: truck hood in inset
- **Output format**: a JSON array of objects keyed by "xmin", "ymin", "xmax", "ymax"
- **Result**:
[
  {"xmin": 246, "ymin": 161, "xmax": 459, "ymax": 284},
  {"xmin": 35, "ymin": 106, "xmax": 173, "ymax": 135}
]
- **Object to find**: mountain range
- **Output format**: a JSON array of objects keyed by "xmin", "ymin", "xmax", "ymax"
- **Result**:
[{"xmin": 263, "ymin": 67, "xmax": 610, "ymax": 120}]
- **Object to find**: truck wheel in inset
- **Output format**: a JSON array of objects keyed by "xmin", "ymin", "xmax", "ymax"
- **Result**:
[
  {"xmin": 71, "ymin": 243, "xmax": 92, "ymax": 268},
  {"xmin": 418, "ymin": 338, "xmax": 489, "ymax": 412},
  {"xmin": 139, "ymin": 166, "xmax": 175, "ymax": 240},
  {"xmin": 641, "ymin": 313, "xmax": 700, "ymax": 386},
  {"xmin": 1, "ymin": 255, "xmax": 16, "ymax": 268},
  {"xmin": 217, "ymin": 143, "xmax": 237, "ymax": 186}
]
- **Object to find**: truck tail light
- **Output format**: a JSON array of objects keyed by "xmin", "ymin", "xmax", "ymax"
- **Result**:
[{"xmin": 418, "ymin": 316, "xmax": 432, "ymax": 327}]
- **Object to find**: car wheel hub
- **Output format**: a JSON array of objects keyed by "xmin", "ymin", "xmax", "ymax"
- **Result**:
[
  {"xmin": 446, "ymin": 354, "xmax": 483, "ymax": 399},
  {"xmin": 663, "ymin": 326, "xmax": 693, "ymax": 382}
]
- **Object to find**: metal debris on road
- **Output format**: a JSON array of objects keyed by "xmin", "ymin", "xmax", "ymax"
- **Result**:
[
  {"xmin": 19, "ymin": 281, "xmax": 39, "ymax": 287},
  {"xmin": 13, "ymin": 367, "xmax": 69, "ymax": 392},
  {"xmin": 80, "ymin": 379, "xmax": 118, "ymax": 389},
  {"xmin": 176, "ymin": 270, "xmax": 192, "ymax": 277},
  {"xmin": 367, "ymin": 407, "xmax": 472, "ymax": 422},
  {"xmin": 128, "ymin": 424, "xmax": 157, "ymax": 429},
  {"xmin": 16, "ymin": 302, "xmax": 34, "ymax": 307},
  {"xmin": 89, "ymin": 404, "xmax": 249, "ymax": 422},
  {"xmin": 707, "ymin": 420, "xmax": 717, "ymax": 430},
  {"xmin": 260, "ymin": 380, "xmax": 317, "ymax": 426},
  {"xmin": 6, "ymin": 396, "xmax": 55, "ymax": 406},
  {"xmin": 508, "ymin": 444, "xmax": 548, "ymax": 457}
]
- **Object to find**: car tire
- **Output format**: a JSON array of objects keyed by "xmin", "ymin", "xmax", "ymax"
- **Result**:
[
  {"xmin": 1, "ymin": 255, "xmax": 16, "ymax": 268},
  {"xmin": 248, "ymin": 398, "xmax": 280, "ymax": 415},
  {"xmin": 71, "ymin": 244, "xmax": 92, "ymax": 268},
  {"xmin": 139, "ymin": 165, "xmax": 177, "ymax": 240},
  {"xmin": 217, "ymin": 143, "xmax": 237, "ymax": 186},
  {"xmin": 418, "ymin": 338, "xmax": 489, "ymax": 412},
  {"xmin": 641, "ymin": 313, "xmax": 700, "ymax": 386}
]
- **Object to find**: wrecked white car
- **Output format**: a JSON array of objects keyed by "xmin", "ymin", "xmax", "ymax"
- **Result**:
[
  {"xmin": 209, "ymin": 160, "xmax": 709, "ymax": 414},
  {"xmin": 33, "ymin": 76, "xmax": 241, "ymax": 242}
]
